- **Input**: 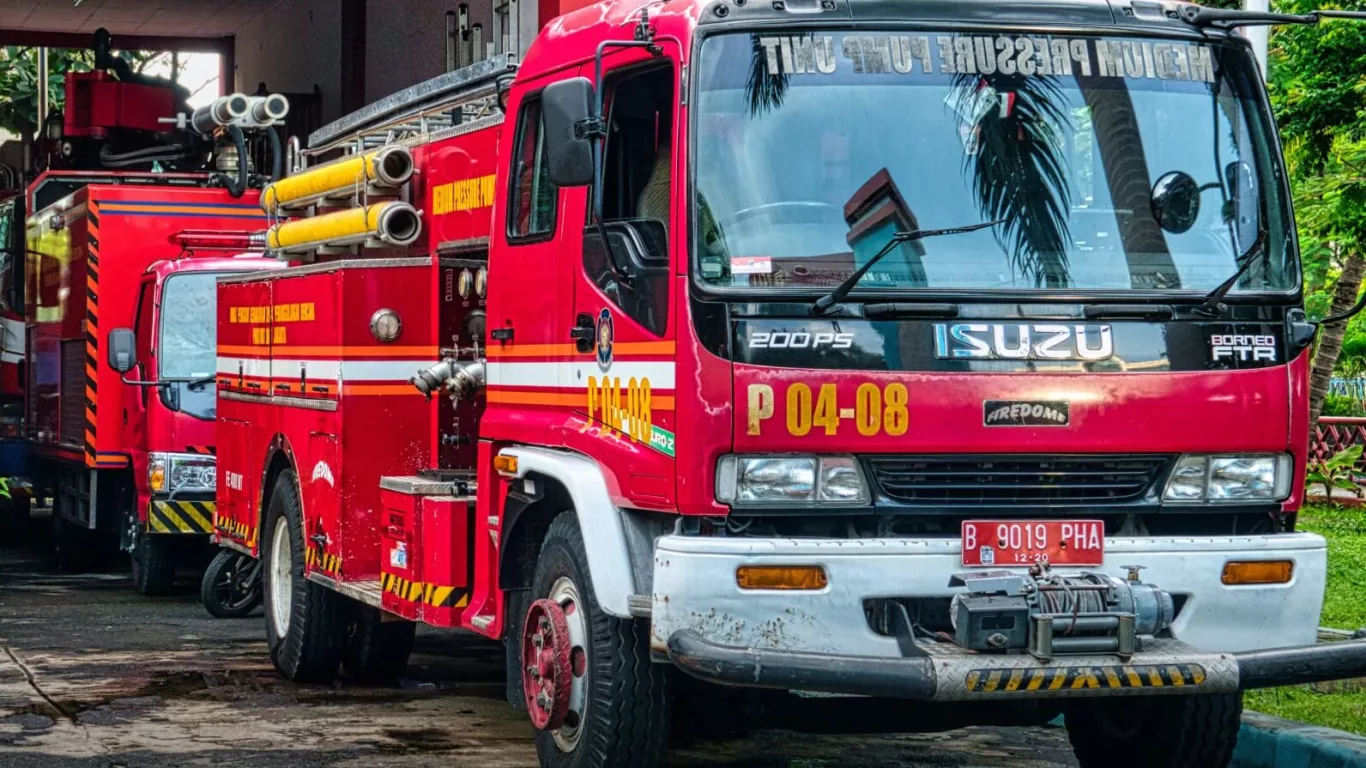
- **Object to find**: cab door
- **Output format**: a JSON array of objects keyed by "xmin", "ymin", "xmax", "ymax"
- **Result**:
[
  {"xmin": 126, "ymin": 277, "xmax": 156, "ymax": 520},
  {"xmin": 484, "ymin": 71, "xmax": 581, "ymax": 446},
  {"xmin": 563, "ymin": 49, "xmax": 682, "ymax": 508}
]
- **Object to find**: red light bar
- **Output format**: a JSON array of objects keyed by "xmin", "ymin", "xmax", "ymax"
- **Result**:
[{"xmin": 170, "ymin": 229, "xmax": 266, "ymax": 250}]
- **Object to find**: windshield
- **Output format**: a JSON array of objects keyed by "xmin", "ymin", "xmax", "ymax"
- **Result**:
[
  {"xmin": 159, "ymin": 271, "xmax": 227, "ymax": 379},
  {"xmin": 693, "ymin": 31, "xmax": 1292, "ymax": 295},
  {"xmin": 159, "ymin": 270, "xmax": 237, "ymax": 421}
]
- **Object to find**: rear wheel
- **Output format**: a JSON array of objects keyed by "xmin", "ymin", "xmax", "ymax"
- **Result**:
[
  {"xmin": 201, "ymin": 548, "xmax": 262, "ymax": 618},
  {"xmin": 131, "ymin": 529, "xmax": 176, "ymax": 595},
  {"xmin": 343, "ymin": 604, "xmax": 416, "ymax": 681},
  {"xmin": 1065, "ymin": 692, "xmax": 1242, "ymax": 768},
  {"xmin": 525, "ymin": 512, "xmax": 671, "ymax": 768},
  {"xmin": 262, "ymin": 469, "xmax": 344, "ymax": 683}
]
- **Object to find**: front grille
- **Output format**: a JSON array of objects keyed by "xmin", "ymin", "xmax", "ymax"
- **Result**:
[{"xmin": 867, "ymin": 455, "xmax": 1173, "ymax": 506}]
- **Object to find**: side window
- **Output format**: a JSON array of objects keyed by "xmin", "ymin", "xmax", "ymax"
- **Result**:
[
  {"xmin": 506, "ymin": 97, "xmax": 558, "ymax": 240},
  {"xmin": 583, "ymin": 65, "xmax": 674, "ymax": 337}
]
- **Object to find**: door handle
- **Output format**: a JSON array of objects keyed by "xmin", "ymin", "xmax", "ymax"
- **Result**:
[{"xmin": 570, "ymin": 313, "xmax": 596, "ymax": 353}]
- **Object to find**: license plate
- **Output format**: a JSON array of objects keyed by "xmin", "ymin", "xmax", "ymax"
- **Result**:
[{"xmin": 961, "ymin": 520, "xmax": 1104, "ymax": 567}]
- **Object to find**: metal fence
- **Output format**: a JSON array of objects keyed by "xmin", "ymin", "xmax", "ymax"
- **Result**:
[
  {"xmin": 1314, "ymin": 417, "xmax": 1366, "ymax": 467},
  {"xmin": 1330, "ymin": 378, "xmax": 1366, "ymax": 400}
]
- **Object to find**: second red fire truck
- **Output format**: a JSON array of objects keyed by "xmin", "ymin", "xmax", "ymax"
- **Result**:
[
  {"xmin": 5, "ymin": 31, "xmax": 289, "ymax": 590},
  {"xmin": 215, "ymin": 1, "xmax": 1366, "ymax": 766}
]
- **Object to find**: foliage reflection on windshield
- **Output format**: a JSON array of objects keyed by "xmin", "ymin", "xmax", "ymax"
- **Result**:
[
  {"xmin": 160, "ymin": 271, "xmax": 228, "ymax": 380},
  {"xmin": 695, "ymin": 31, "xmax": 1290, "ymax": 295}
]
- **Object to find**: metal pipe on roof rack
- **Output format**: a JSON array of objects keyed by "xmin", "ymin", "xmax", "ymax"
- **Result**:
[
  {"xmin": 260, "ymin": 144, "xmax": 414, "ymax": 211},
  {"xmin": 192, "ymin": 94, "xmax": 252, "ymax": 134},
  {"xmin": 248, "ymin": 94, "xmax": 291, "ymax": 125}
]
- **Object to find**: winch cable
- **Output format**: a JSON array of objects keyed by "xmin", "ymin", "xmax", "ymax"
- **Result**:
[{"xmin": 1037, "ymin": 574, "xmax": 1108, "ymax": 635}]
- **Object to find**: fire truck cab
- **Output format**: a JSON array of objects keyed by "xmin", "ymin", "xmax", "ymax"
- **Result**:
[
  {"xmin": 217, "ymin": 1, "xmax": 1366, "ymax": 766},
  {"xmin": 6, "ymin": 27, "xmax": 291, "ymax": 589},
  {"xmin": 23, "ymin": 177, "xmax": 282, "ymax": 592}
]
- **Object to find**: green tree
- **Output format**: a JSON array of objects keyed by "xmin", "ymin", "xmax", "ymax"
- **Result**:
[{"xmin": 1268, "ymin": 0, "xmax": 1366, "ymax": 422}]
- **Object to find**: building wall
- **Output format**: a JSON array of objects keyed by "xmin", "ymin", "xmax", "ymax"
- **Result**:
[
  {"xmin": 233, "ymin": 0, "xmax": 344, "ymax": 125},
  {"xmin": 364, "ymin": 0, "xmax": 496, "ymax": 106},
  {"xmin": 233, "ymin": 0, "xmax": 563, "ymax": 136}
]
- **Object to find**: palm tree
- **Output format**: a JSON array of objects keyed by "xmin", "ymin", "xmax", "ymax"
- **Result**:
[
  {"xmin": 746, "ymin": 34, "xmax": 790, "ymax": 118},
  {"xmin": 949, "ymin": 71, "xmax": 1074, "ymax": 288}
]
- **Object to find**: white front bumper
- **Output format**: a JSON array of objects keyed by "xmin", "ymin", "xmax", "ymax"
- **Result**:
[{"xmin": 650, "ymin": 533, "xmax": 1327, "ymax": 657}]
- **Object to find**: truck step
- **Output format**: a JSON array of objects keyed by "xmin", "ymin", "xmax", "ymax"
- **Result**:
[{"xmin": 307, "ymin": 573, "xmax": 382, "ymax": 609}]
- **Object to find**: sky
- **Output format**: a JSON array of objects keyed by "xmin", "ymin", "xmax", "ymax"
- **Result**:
[{"xmin": 138, "ymin": 51, "xmax": 223, "ymax": 108}]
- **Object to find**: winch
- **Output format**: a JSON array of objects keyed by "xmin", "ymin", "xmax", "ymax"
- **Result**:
[{"xmin": 948, "ymin": 564, "xmax": 1175, "ymax": 660}]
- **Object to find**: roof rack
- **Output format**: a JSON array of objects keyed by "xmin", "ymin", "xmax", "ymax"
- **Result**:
[{"xmin": 307, "ymin": 54, "xmax": 519, "ymax": 154}]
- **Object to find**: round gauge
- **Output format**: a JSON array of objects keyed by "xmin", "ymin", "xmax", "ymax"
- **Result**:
[
  {"xmin": 370, "ymin": 308, "xmax": 402, "ymax": 342},
  {"xmin": 457, "ymin": 269, "xmax": 473, "ymax": 299},
  {"xmin": 474, "ymin": 267, "xmax": 488, "ymax": 298}
]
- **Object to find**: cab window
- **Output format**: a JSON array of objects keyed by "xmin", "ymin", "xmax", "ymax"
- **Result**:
[
  {"xmin": 507, "ymin": 97, "xmax": 558, "ymax": 241},
  {"xmin": 582, "ymin": 64, "xmax": 674, "ymax": 337}
]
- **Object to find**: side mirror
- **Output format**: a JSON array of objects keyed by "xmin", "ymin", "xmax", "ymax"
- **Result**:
[
  {"xmin": 108, "ymin": 328, "xmax": 136, "ymax": 374},
  {"xmin": 1150, "ymin": 171, "xmax": 1201, "ymax": 234},
  {"xmin": 541, "ymin": 77, "xmax": 597, "ymax": 188}
]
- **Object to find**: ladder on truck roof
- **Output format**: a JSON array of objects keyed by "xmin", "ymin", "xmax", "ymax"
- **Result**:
[{"xmin": 306, "ymin": 55, "xmax": 518, "ymax": 155}]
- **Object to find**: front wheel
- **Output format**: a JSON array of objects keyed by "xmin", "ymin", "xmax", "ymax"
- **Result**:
[
  {"xmin": 131, "ymin": 529, "xmax": 176, "ymax": 595},
  {"xmin": 1065, "ymin": 692, "xmax": 1243, "ymax": 768},
  {"xmin": 524, "ymin": 512, "xmax": 671, "ymax": 768},
  {"xmin": 201, "ymin": 548, "xmax": 262, "ymax": 618}
]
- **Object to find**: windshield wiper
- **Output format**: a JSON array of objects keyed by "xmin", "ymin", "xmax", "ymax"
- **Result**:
[
  {"xmin": 186, "ymin": 374, "xmax": 216, "ymax": 391},
  {"xmin": 1179, "ymin": 5, "xmax": 1366, "ymax": 29},
  {"xmin": 1197, "ymin": 229, "xmax": 1269, "ymax": 316},
  {"xmin": 813, "ymin": 219, "xmax": 1006, "ymax": 314}
]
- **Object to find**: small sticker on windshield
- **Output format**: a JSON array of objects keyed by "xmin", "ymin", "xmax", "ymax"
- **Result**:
[{"xmin": 732, "ymin": 256, "xmax": 773, "ymax": 275}]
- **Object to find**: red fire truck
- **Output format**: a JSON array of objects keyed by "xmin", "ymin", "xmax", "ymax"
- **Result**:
[
  {"xmin": 0, "ymin": 189, "xmax": 29, "ymax": 534},
  {"xmin": 217, "ymin": 1, "xmax": 1366, "ymax": 766},
  {"xmin": 10, "ymin": 30, "xmax": 288, "ymax": 592}
]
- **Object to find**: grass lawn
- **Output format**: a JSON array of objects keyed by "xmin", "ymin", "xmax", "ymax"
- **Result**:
[{"xmin": 1243, "ymin": 504, "xmax": 1366, "ymax": 733}]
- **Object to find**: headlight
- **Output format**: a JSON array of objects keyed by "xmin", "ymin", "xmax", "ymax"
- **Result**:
[
  {"xmin": 1162, "ymin": 454, "xmax": 1291, "ymax": 502},
  {"xmin": 716, "ymin": 455, "xmax": 870, "ymax": 506},
  {"xmin": 149, "ymin": 452, "xmax": 216, "ymax": 494}
]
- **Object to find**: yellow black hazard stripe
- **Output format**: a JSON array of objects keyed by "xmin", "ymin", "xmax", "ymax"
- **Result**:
[
  {"xmin": 966, "ymin": 663, "xmax": 1207, "ymax": 694},
  {"xmin": 84, "ymin": 204, "xmax": 101, "ymax": 466},
  {"xmin": 380, "ymin": 573, "xmax": 470, "ymax": 609},
  {"xmin": 147, "ymin": 500, "xmax": 216, "ymax": 534},
  {"xmin": 306, "ymin": 546, "xmax": 342, "ymax": 574},
  {"xmin": 216, "ymin": 517, "xmax": 257, "ymax": 544}
]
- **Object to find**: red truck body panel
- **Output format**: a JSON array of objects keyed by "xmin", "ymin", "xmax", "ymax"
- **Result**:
[{"xmin": 25, "ymin": 179, "xmax": 270, "ymax": 473}]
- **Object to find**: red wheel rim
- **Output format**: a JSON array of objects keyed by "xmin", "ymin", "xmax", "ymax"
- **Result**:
[{"xmin": 522, "ymin": 598, "xmax": 572, "ymax": 730}]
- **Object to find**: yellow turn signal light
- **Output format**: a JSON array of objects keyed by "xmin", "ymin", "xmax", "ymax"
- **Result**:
[
  {"xmin": 149, "ymin": 465, "xmax": 166, "ymax": 492},
  {"xmin": 493, "ymin": 455, "xmax": 518, "ymax": 475},
  {"xmin": 736, "ymin": 565, "xmax": 828, "ymax": 591},
  {"xmin": 1222, "ymin": 560, "xmax": 1294, "ymax": 585}
]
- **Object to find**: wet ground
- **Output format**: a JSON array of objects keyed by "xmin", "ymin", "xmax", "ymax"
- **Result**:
[{"xmin": 0, "ymin": 510, "xmax": 1078, "ymax": 767}]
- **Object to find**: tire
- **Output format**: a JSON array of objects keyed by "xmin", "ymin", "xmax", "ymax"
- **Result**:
[
  {"xmin": 51, "ymin": 501, "xmax": 87, "ymax": 572},
  {"xmin": 343, "ymin": 605, "xmax": 416, "ymax": 681},
  {"xmin": 262, "ymin": 469, "xmax": 344, "ymax": 683},
  {"xmin": 131, "ymin": 529, "xmax": 176, "ymax": 595},
  {"xmin": 527, "ymin": 512, "xmax": 671, "ymax": 768},
  {"xmin": 0, "ymin": 496, "xmax": 28, "ymax": 545},
  {"xmin": 201, "ymin": 548, "xmax": 263, "ymax": 619},
  {"xmin": 1065, "ymin": 692, "xmax": 1243, "ymax": 768}
]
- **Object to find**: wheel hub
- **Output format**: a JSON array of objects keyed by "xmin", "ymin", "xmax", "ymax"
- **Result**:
[{"xmin": 522, "ymin": 598, "xmax": 572, "ymax": 731}]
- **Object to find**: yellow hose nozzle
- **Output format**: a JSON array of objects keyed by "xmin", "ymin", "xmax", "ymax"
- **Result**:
[
  {"xmin": 266, "ymin": 201, "xmax": 422, "ymax": 253},
  {"xmin": 262, "ymin": 144, "xmax": 414, "ymax": 211}
]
